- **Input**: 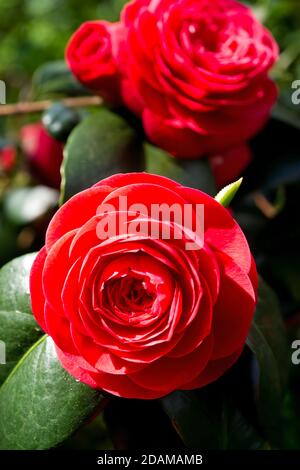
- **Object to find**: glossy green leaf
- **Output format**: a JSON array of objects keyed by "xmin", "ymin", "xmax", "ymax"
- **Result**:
[
  {"xmin": 161, "ymin": 389, "xmax": 225, "ymax": 449},
  {"xmin": 42, "ymin": 102, "xmax": 83, "ymax": 142},
  {"xmin": 32, "ymin": 61, "xmax": 87, "ymax": 98},
  {"xmin": 145, "ymin": 144, "xmax": 216, "ymax": 195},
  {"xmin": 161, "ymin": 389, "xmax": 265, "ymax": 449},
  {"xmin": 61, "ymin": 109, "xmax": 143, "ymax": 203},
  {"xmin": 246, "ymin": 278, "xmax": 289, "ymax": 445},
  {"xmin": 0, "ymin": 310, "xmax": 41, "ymax": 385},
  {"xmin": 223, "ymin": 403, "xmax": 267, "ymax": 450},
  {"xmin": 0, "ymin": 253, "xmax": 37, "ymax": 314},
  {"xmin": 0, "ymin": 336, "xmax": 106, "ymax": 450},
  {"xmin": 0, "ymin": 253, "xmax": 42, "ymax": 384},
  {"xmin": 272, "ymin": 103, "xmax": 300, "ymax": 131},
  {"xmin": 215, "ymin": 178, "xmax": 243, "ymax": 207},
  {"xmin": 247, "ymin": 323, "xmax": 282, "ymax": 444},
  {"xmin": 253, "ymin": 277, "xmax": 290, "ymax": 389}
]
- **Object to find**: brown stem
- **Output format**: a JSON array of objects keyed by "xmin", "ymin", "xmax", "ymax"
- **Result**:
[
  {"xmin": 252, "ymin": 191, "xmax": 278, "ymax": 219},
  {"xmin": 0, "ymin": 96, "xmax": 103, "ymax": 116}
]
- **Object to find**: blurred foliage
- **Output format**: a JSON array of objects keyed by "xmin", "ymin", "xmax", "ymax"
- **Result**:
[{"xmin": 247, "ymin": 0, "xmax": 300, "ymax": 123}]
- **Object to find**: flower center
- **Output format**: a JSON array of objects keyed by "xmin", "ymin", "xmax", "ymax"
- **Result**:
[{"xmin": 104, "ymin": 273, "xmax": 156, "ymax": 315}]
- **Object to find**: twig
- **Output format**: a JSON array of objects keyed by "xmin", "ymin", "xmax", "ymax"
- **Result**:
[
  {"xmin": 0, "ymin": 96, "xmax": 103, "ymax": 116},
  {"xmin": 252, "ymin": 191, "xmax": 278, "ymax": 219}
]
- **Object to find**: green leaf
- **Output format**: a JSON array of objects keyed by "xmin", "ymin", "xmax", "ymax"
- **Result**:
[
  {"xmin": 61, "ymin": 109, "xmax": 143, "ymax": 203},
  {"xmin": 0, "ymin": 336, "xmax": 106, "ymax": 450},
  {"xmin": 0, "ymin": 253, "xmax": 42, "ymax": 384},
  {"xmin": 215, "ymin": 178, "xmax": 243, "ymax": 207},
  {"xmin": 246, "ymin": 278, "xmax": 289, "ymax": 445},
  {"xmin": 272, "ymin": 103, "xmax": 300, "ymax": 131},
  {"xmin": 254, "ymin": 277, "xmax": 290, "ymax": 389},
  {"xmin": 42, "ymin": 102, "xmax": 82, "ymax": 142},
  {"xmin": 0, "ymin": 310, "xmax": 41, "ymax": 384},
  {"xmin": 247, "ymin": 323, "xmax": 282, "ymax": 445},
  {"xmin": 0, "ymin": 253, "xmax": 37, "ymax": 314},
  {"xmin": 161, "ymin": 389, "xmax": 225, "ymax": 449},
  {"xmin": 223, "ymin": 403, "xmax": 267, "ymax": 450},
  {"xmin": 161, "ymin": 389, "xmax": 266, "ymax": 450},
  {"xmin": 4, "ymin": 186, "xmax": 59, "ymax": 226},
  {"xmin": 32, "ymin": 61, "xmax": 88, "ymax": 98},
  {"xmin": 145, "ymin": 144, "xmax": 216, "ymax": 195}
]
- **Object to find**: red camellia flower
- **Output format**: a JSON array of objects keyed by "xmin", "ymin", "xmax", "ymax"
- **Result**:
[
  {"xmin": 30, "ymin": 173, "xmax": 257, "ymax": 399},
  {"xmin": 21, "ymin": 123, "xmax": 64, "ymax": 189},
  {"xmin": 117, "ymin": 0, "xmax": 278, "ymax": 158},
  {"xmin": 65, "ymin": 0, "xmax": 278, "ymax": 160},
  {"xmin": 66, "ymin": 21, "xmax": 124, "ymax": 104}
]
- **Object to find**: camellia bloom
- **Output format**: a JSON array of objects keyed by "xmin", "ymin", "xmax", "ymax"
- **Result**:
[
  {"xmin": 30, "ymin": 173, "xmax": 257, "ymax": 399},
  {"xmin": 66, "ymin": 21, "xmax": 124, "ymax": 104},
  {"xmin": 21, "ymin": 123, "xmax": 64, "ymax": 189},
  {"xmin": 118, "ymin": 0, "xmax": 279, "ymax": 157},
  {"xmin": 66, "ymin": 0, "xmax": 278, "ymax": 159}
]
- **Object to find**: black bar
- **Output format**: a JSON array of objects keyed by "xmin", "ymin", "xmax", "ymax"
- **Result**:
[{"xmin": 1, "ymin": 450, "xmax": 300, "ymax": 468}]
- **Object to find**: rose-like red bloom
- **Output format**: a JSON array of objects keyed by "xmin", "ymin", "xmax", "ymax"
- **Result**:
[
  {"xmin": 117, "ymin": 0, "xmax": 278, "ymax": 157},
  {"xmin": 21, "ymin": 124, "xmax": 64, "ymax": 189},
  {"xmin": 66, "ymin": 21, "xmax": 124, "ymax": 103},
  {"xmin": 210, "ymin": 144, "xmax": 252, "ymax": 188},
  {"xmin": 30, "ymin": 173, "xmax": 257, "ymax": 399}
]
